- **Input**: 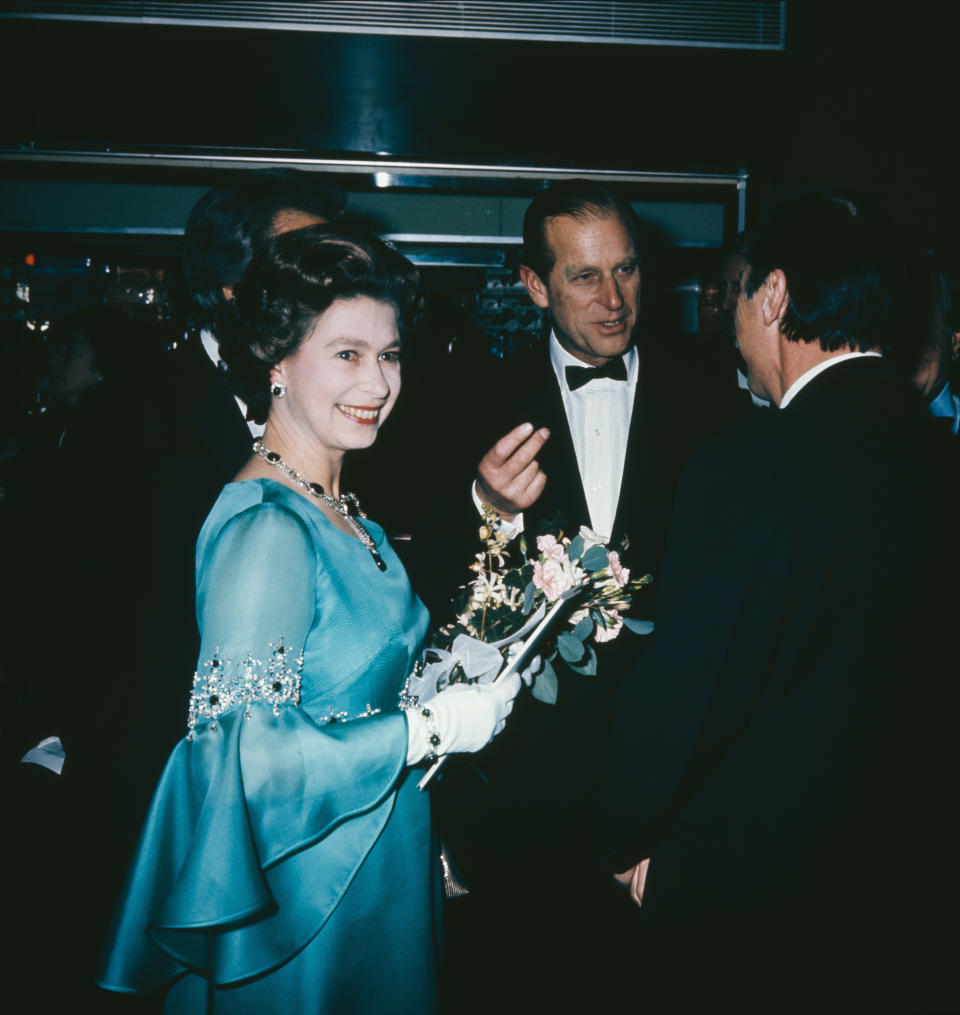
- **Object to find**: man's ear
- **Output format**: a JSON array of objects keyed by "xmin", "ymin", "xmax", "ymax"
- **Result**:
[
  {"xmin": 762, "ymin": 269, "xmax": 788, "ymax": 327},
  {"xmin": 951, "ymin": 330, "xmax": 960, "ymax": 361},
  {"xmin": 519, "ymin": 264, "xmax": 551, "ymax": 310}
]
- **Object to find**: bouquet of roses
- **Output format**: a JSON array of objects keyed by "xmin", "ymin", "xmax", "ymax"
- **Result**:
[{"xmin": 405, "ymin": 507, "xmax": 653, "ymax": 721}]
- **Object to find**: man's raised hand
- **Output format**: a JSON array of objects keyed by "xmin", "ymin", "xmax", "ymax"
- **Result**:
[{"xmin": 476, "ymin": 422, "xmax": 550, "ymax": 520}]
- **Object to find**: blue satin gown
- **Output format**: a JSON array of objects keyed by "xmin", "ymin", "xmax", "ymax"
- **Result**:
[{"xmin": 99, "ymin": 479, "xmax": 439, "ymax": 1012}]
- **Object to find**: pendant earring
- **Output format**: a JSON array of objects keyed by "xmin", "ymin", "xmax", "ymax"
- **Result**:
[{"xmin": 270, "ymin": 381, "xmax": 287, "ymax": 398}]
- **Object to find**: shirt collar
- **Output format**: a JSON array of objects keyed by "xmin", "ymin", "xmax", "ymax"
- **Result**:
[
  {"xmin": 548, "ymin": 330, "xmax": 638, "ymax": 392},
  {"xmin": 199, "ymin": 327, "xmax": 222, "ymax": 369},
  {"xmin": 779, "ymin": 350, "xmax": 883, "ymax": 409},
  {"xmin": 928, "ymin": 380, "xmax": 955, "ymax": 419}
]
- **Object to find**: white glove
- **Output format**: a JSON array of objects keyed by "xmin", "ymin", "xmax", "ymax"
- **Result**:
[
  {"xmin": 515, "ymin": 652, "xmax": 542, "ymax": 688},
  {"xmin": 406, "ymin": 670, "xmax": 523, "ymax": 765}
]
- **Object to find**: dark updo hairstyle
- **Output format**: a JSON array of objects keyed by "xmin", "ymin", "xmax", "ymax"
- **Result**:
[{"xmin": 218, "ymin": 225, "xmax": 421, "ymax": 424}]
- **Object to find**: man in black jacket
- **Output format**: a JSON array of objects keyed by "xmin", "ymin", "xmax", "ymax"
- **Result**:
[
  {"xmin": 438, "ymin": 181, "xmax": 733, "ymax": 1010},
  {"xmin": 606, "ymin": 195, "xmax": 958, "ymax": 1010}
]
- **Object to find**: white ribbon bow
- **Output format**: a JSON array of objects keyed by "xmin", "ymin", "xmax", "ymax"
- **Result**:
[{"xmin": 408, "ymin": 604, "xmax": 546, "ymax": 704}]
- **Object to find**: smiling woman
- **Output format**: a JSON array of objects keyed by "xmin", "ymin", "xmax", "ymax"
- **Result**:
[
  {"xmin": 97, "ymin": 227, "xmax": 527, "ymax": 1013},
  {"xmin": 270, "ymin": 296, "xmax": 403, "ymax": 458}
]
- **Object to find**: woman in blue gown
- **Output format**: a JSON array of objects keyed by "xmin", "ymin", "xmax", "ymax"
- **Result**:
[{"xmin": 98, "ymin": 227, "xmax": 523, "ymax": 1012}]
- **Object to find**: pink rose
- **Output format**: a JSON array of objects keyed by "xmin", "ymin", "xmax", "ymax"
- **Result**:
[
  {"xmin": 594, "ymin": 610, "xmax": 623, "ymax": 643},
  {"xmin": 532, "ymin": 558, "xmax": 574, "ymax": 602},
  {"xmin": 536, "ymin": 534, "xmax": 566, "ymax": 561},
  {"xmin": 607, "ymin": 551, "xmax": 630, "ymax": 588}
]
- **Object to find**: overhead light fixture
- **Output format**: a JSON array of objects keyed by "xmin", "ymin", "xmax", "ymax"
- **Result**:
[{"xmin": 373, "ymin": 172, "xmax": 392, "ymax": 189}]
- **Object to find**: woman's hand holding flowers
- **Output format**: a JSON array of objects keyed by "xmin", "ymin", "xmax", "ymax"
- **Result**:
[{"xmin": 405, "ymin": 670, "xmax": 525, "ymax": 765}]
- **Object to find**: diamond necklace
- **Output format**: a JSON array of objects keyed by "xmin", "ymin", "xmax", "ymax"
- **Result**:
[{"xmin": 252, "ymin": 440, "xmax": 386, "ymax": 572}]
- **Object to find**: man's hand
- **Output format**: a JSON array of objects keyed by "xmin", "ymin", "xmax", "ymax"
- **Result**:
[
  {"xmin": 613, "ymin": 858, "xmax": 650, "ymax": 909},
  {"xmin": 476, "ymin": 423, "xmax": 550, "ymax": 520}
]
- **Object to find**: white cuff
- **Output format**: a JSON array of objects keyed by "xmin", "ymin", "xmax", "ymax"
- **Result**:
[{"xmin": 470, "ymin": 481, "xmax": 524, "ymax": 538}]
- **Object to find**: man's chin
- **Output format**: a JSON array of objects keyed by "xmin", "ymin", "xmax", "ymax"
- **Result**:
[{"xmin": 558, "ymin": 329, "xmax": 635, "ymax": 366}]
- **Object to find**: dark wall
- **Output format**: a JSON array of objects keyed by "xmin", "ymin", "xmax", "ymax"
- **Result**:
[
  {"xmin": 777, "ymin": 4, "xmax": 956, "ymax": 236},
  {"xmin": 2, "ymin": 18, "xmax": 782, "ymax": 173},
  {"xmin": 3, "ymin": 5, "xmax": 956, "ymax": 238}
]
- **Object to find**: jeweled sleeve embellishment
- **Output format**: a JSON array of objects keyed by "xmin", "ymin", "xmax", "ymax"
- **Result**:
[
  {"xmin": 320, "ymin": 703, "xmax": 382, "ymax": 725},
  {"xmin": 187, "ymin": 638, "xmax": 304, "ymax": 739}
]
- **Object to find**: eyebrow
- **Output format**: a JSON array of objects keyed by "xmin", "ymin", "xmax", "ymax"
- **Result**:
[
  {"xmin": 563, "ymin": 255, "xmax": 639, "ymax": 279},
  {"xmin": 326, "ymin": 335, "xmax": 371, "ymax": 347},
  {"xmin": 563, "ymin": 264, "xmax": 597, "ymax": 279},
  {"xmin": 325, "ymin": 335, "xmax": 402, "ymax": 351}
]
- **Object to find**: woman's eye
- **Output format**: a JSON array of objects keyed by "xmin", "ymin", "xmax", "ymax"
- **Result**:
[
  {"xmin": 379, "ymin": 349, "xmax": 402, "ymax": 363},
  {"xmin": 336, "ymin": 350, "xmax": 357, "ymax": 361}
]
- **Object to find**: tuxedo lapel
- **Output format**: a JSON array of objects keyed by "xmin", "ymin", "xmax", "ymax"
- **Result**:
[
  {"xmin": 612, "ymin": 349, "xmax": 666, "ymax": 554},
  {"xmin": 611, "ymin": 371, "xmax": 646, "ymax": 541},
  {"xmin": 612, "ymin": 345, "xmax": 699, "ymax": 578},
  {"xmin": 175, "ymin": 340, "xmax": 253, "ymax": 482},
  {"xmin": 523, "ymin": 352, "xmax": 590, "ymax": 535}
]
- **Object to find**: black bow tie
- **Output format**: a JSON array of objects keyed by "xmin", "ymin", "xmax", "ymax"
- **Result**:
[{"xmin": 565, "ymin": 358, "xmax": 628, "ymax": 391}]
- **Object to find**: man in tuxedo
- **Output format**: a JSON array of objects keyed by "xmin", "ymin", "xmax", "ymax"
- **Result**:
[
  {"xmin": 606, "ymin": 195, "xmax": 957, "ymax": 1009},
  {"xmin": 6, "ymin": 171, "xmax": 343, "ymax": 1009},
  {"xmin": 474, "ymin": 180, "xmax": 681, "ymax": 569},
  {"xmin": 438, "ymin": 181, "xmax": 719, "ymax": 1010}
]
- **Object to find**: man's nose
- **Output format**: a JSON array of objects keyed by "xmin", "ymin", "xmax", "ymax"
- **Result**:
[{"xmin": 599, "ymin": 275, "xmax": 624, "ymax": 310}]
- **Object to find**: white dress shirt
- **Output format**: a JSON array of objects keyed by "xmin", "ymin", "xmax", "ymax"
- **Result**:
[
  {"xmin": 200, "ymin": 328, "xmax": 265, "ymax": 439},
  {"xmin": 548, "ymin": 332, "xmax": 638, "ymax": 540},
  {"xmin": 473, "ymin": 332, "xmax": 638, "ymax": 540}
]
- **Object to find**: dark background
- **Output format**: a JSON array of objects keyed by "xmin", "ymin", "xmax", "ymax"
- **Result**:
[
  {"xmin": 0, "ymin": 0, "xmax": 955, "ymax": 448},
  {"xmin": 0, "ymin": 2, "xmax": 951, "ymax": 229}
]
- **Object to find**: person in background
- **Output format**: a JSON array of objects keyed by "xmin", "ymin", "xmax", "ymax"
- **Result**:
[
  {"xmin": 47, "ymin": 307, "xmax": 108, "ymax": 406},
  {"xmin": 883, "ymin": 241, "xmax": 960, "ymax": 434},
  {"xmin": 909, "ymin": 254, "xmax": 959, "ymax": 432}
]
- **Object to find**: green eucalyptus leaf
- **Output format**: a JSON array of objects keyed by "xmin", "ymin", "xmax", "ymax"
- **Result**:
[
  {"xmin": 623, "ymin": 617, "xmax": 654, "ymax": 635},
  {"xmin": 530, "ymin": 659, "xmax": 558, "ymax": 705},
  {"xmin": 581, "ymin": 545, "xmax": 609, "ymax": 571},
  {"xmin": 572, "ymin": 616, "xmax": 594, "ymax": 641},
  {"xmin": 557, "ymin": 631, "xmax": 587, "ymax": 663},
  {"xmin": 567, "ymin": 534, "xmax": 585, "ymax": 561},
  {"xmin": 567, "ymin": 643, "xmax": 597, "ymax": 676}
]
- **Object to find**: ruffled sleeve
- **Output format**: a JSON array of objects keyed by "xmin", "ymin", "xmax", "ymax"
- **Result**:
[{"xmin": 99, "ymin": 498, "xmax": 411, "ymax": 991}]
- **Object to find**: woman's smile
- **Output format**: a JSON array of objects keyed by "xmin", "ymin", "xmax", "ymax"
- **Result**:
[{"xmin": 336, "ymin": 403, "xmax": 382, "ymax": 425}]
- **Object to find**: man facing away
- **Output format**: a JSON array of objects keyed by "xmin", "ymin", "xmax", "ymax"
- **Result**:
[{"xmin": 606, "ymin": 194, "xmax": 958, "ymax": 1010}]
